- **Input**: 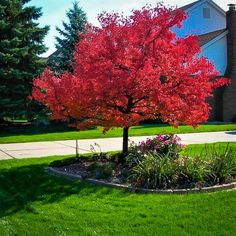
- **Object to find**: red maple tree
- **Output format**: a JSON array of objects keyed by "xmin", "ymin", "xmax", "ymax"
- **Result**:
[{"xmin": 32, "ymin": 4, "xmax": 228, "ymax": 154}]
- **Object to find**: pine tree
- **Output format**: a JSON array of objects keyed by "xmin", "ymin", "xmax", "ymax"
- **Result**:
[
  {"xmin": 0, "ymin": 0, "xmax": 49, "ymax": 122},
  {"xmin": 48, "ymin": 2, "xmax": 87, "ymax": 73}
]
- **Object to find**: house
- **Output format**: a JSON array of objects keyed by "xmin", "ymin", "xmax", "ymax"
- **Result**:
[{"xmin": 174, "ymin": 0, "xmax": 236, "ymax": 122}]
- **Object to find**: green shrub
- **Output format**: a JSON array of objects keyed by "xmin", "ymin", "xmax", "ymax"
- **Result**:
[
  {"xmin": 89, "ymin": 162, "xmax": 115, "ymax": 179},
  {"xmin": 125, "ymin": 152, "xmax": 143, "ymax": 168}
]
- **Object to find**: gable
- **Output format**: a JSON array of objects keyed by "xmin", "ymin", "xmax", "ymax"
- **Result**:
[{"xmin": 174, "ymin": 0, "xmax": 226, "ymax": 37}]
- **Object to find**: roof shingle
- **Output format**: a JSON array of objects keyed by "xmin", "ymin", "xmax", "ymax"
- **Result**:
[{"xmin": 198, "ymin": 29, "xmax": 226, "ymax": 46}]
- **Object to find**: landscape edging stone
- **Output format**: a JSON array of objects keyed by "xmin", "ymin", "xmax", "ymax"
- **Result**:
[{"xmin": 46, "ymin": 167, "xmax": 236, "ymax": 194}]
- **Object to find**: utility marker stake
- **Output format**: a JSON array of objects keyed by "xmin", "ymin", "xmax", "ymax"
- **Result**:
[{"xmin": 76, "ymin": 139, "xmax": 79, "ymax": 158}]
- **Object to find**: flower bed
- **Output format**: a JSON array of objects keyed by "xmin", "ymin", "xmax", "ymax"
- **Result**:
[{"xmin": 50, "ymin": 135, "xmax": 236, "ymax": 191}]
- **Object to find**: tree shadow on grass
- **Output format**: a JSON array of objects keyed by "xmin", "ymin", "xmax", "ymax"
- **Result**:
[
  {"xmin": 0, "ymin": 124, "xmax": 77, "ymax": 138},
  {"xmin": 0, "ymin": 160, "xmax": 117, "ymax": 218},
  {"xmin": 130, "ymin": 124, "xmax": 168, "ymax": 130}
]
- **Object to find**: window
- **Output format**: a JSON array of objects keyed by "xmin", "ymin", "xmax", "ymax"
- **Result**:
[{"xmin": 203, "ymin": 8, "xmax": 211, "ymax": 19}]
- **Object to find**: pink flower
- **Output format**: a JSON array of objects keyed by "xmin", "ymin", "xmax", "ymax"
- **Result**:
[
  {"xmin": 156, "ymin": 135, "xmax": 165, "ymax": 141},
  {"xmin": 146, "ymin": 139, "xmax": 152, "ymax": 145},
  {"xmin": 140, "ymin": 141, "xmax": 145, "ymax": 146}
]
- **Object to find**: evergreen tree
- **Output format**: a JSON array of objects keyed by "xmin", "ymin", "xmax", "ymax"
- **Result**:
[
  {"xmin": 0, "ymin": 0, "xmax": 49, "ymax": 122},
  {"xmin": 48, "ymin": 2, "xmax": 87, "ymax": 73}
]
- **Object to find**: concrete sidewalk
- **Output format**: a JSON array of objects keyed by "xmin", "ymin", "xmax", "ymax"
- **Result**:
[{"xmin": 0, "ymin": 131, "xmax": 236, "ymax": 160}]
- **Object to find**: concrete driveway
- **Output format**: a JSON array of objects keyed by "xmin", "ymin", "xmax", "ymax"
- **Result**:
[{"xmin": 0, "ymin": 131, "xmax": 236, "ymax": 160}]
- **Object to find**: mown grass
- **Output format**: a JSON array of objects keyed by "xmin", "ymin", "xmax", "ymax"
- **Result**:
[
  {"xmin": 0, "ymin": 123, "xmax": 236, "ymax": 144},
  {"xmin": 0, "ymin": 143, "xmax": 236, "ymax": 235},
  {"xmin": 184, "ymin": 142, "xmax": 236, "ymax": 158}
]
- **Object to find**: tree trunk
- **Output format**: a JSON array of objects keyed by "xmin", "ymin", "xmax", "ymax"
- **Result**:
[{"xmin": 122, "ymin": 127, "xmax": 129, "ymax": 154}]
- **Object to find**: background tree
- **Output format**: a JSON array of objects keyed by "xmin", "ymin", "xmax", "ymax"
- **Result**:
[
  {"xmin": 0, "ymin": 0, "xmax": 49, "ymax": 122},
  {"xmin": 32, "ymin": 4, "xmax": 228, "ymax": 154},
  {"xmin": 48, "ymin": 1, "xmax": 87, "ymax": 74}
]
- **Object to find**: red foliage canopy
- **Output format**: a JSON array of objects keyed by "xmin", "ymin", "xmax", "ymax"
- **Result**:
[{"xmin": 32, "ymin": 4, "xmax": 228, "ymax": 131}]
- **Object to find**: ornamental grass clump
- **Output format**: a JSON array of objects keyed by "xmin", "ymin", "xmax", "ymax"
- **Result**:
[
  {"xmin": 129, "ymin": 153, "xmax": 211, "ymax": 189},
  {"xmin": 175, "ymin": 156, "xmax": 209, "ymax": 188},
  {"xmin": 205, "ymin": 144, "xmax": 236, "ymax": 184},
  {"xmin": 130, "ymin": 152, "xmax": 178, "ymax": 189}
]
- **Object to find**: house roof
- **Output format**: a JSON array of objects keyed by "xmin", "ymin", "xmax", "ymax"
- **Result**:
[
  {"xmin": 179, "ymin": 1, "xmax": 199, "ymax": 11},
  {"xmin": 47, "ymin": 50, "xmax": 63, "ymax": 63},
  {"xmin": 198, "ymin": 29, "xmax": 226, "ymax": 46},
  {"xmin": 179, "ymin": 0, "xmax": 225, "ymax": 16}
]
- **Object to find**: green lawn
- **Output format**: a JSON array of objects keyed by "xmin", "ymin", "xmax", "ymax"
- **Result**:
[
  {"xmin": 184, "ymin": 142, "xmax": 236, "ymax": 159},
  {"xmin": 0, "ymin": 143, "xmax": 236, "ymax": 235},
  {"xmin": 1, "ymin": 123, "xmax": 236, "ymax": 144}
]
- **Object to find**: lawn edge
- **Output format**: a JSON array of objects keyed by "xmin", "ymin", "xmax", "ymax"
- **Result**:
[
  {"xmin": 1, "ymin": 127, "xmax": 235, "ymax": 144},
  {"xmin": 1, "ymin": 130, "xmax": 236, "ymax": 145}
]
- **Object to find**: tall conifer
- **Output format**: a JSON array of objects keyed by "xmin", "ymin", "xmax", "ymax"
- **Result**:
[
  {"xmin": 48, "ymin": 2, "xmax": 87, "ymax": 73},
  {"xmin": 0, "ymin": 0, "xmax": 49, "ymax": 121}
]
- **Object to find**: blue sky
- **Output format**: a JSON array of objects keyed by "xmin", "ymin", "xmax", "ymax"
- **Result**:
[{"xmin": 28, "ymin": 0, "xmax": 230, "ymax": 57}]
